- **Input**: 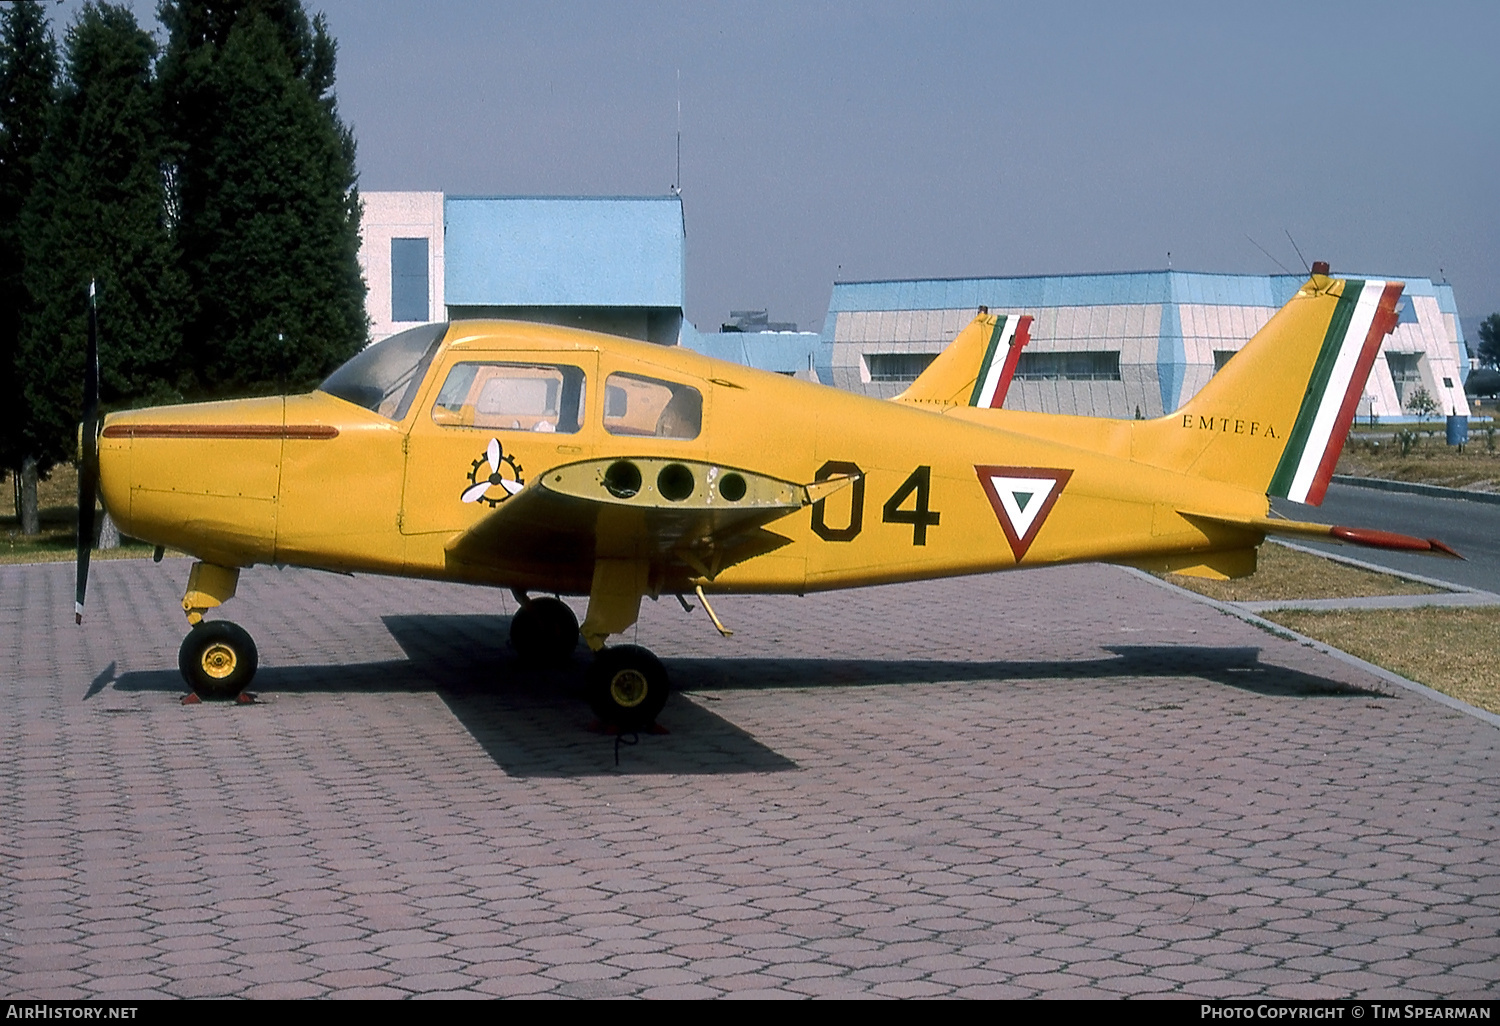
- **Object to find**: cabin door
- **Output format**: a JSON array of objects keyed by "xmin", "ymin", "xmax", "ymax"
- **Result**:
[{"xmin": 400, "ymin": 351, "xmax": 599, "ymax": 537}]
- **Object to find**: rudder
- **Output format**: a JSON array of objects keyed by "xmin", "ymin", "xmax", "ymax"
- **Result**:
[
  {"xmin": 1137, "ymin": 272, "xmax": 1402, "ymax": 505},
  {"xmin": 896, "ymin": 311, "xmax": 1033, "ymax": 409}
]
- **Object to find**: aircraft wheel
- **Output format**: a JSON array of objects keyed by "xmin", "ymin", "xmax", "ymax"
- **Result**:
[
  {"xmin": 586, "ymin": 645, "xmax": 669, "ymax": 731},
  {"xmin": 509, "ymin": 597, "xmax": 580, "ymax": 663},
  {"xmin": 179, "ymin": 620, "xmax": 258, "ymax": 700}
]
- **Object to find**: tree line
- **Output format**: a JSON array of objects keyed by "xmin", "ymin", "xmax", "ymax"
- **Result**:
[{"xmin": 1, "ymin": 0, "xmax": 367, "ymax": 532}]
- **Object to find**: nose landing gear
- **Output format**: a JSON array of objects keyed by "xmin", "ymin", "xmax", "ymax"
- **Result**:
[
  {"xmin": 179, "ymin": 619, "xmax": 258, "ymax": 700},
  {"xmin": 177, "ymin": 561, "xmax": 257, "ymax": 701}
]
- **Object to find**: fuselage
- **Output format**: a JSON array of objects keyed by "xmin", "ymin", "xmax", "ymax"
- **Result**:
[{"xmin": 98, "ymin": 320, "xmax": 1269, "ymax": 595}]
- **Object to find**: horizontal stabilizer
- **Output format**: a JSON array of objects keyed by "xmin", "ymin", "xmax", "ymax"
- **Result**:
[{"xmin": 1181, "ymin": 511, "xmax": 1463, "ymax": 559}]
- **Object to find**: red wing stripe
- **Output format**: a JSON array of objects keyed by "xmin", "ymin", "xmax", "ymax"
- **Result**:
[
  {"xmin": 1305, "ymin": 282, "xmax": 1404, "ymax": 505},
  {"xmin": 102, "ymin": 424, "xmax": 339, "ymax": 440}
]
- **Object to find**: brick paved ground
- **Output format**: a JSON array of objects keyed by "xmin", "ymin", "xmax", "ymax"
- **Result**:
[{"xmin": 1, "ymin": 558, "xmax": 1496, "ymax": 999}]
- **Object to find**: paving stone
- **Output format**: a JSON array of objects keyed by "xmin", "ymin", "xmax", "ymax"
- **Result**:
[{"xmin": 2, "ymin": 560, "xmax": 1497, "ymax": 998}]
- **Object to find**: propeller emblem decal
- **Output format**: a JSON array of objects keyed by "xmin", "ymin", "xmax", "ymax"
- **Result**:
[{"xmin": 461, "ymin": 437, "xmax": 525, "ymax": 507}]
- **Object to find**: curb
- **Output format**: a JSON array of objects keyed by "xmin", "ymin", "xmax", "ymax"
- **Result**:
[
  {"xmin": 1332, "ymin": 474, "xmax": 1500, "ymax": 505},
  {"xmin": 1124, "ymin": 567, "xmax": 1500, "ymax": 732},
  {"xmin": 1235, "ymin": 592, "xmax": 1500, "ymax": 613}
]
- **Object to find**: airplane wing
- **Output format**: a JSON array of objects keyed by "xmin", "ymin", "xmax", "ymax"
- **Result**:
[
  {"xmin": 444, "ymin": 457, "xmax": 856, "ymax": 587},
  {"xmin": 1180, "ymin": 511, "xmax": 1463, "ymax": 559}
]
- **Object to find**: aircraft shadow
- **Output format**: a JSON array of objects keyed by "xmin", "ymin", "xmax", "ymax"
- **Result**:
[
  {"xmin": 107, "ymin": 615, "xmax": 800, "ymax": 778},
  {"xmin": 673, "ymin": 644, "xmax": 1384, "ymax": 700},
  {"xmin": 105, "ymin": 617, "xmax": 1381, "ymax": 778}
]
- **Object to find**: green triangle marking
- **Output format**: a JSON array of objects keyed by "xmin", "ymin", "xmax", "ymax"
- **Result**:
[{"xmin": 1013, "ymin": 491, "xmax": 1034, "ymax": 512}]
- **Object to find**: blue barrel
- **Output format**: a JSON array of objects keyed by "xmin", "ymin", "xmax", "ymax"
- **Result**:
[{"xmin": 1446, "ymin": 415, "xmax": 1469, "ymax": 446}]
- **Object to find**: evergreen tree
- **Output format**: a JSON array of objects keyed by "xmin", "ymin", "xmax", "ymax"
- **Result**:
[
  {"xmin": 18, "ymin": 2, "xmax": 187, "ymax": 472},
  {"xmin": 159, "ymin": 0, "xmax": 366, "ymax": 394},
  {"xmin": 1478, "ymin": 313, "xmax": 1500, "ymax": 369},
  {"xmin": 0, "ymin": 1, "xmax": 57, "ymax": 510}
]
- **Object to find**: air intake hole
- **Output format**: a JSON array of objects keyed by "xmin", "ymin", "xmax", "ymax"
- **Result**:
[
  {"xmin": 657, "ymin": 463, "xmax": 695, "ymax": 501},
  {"xmin": 718, "ymin": 473, "xmax": 747, "ymax": 502},
  {"xmin": 603, "ymin": 461, "xmax": 642, "ymax": 498}
]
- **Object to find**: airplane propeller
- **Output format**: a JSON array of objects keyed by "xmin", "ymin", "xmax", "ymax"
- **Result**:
[{"xmin": 75, "ymin": 281, "xmax": 100, "ymax": 624}]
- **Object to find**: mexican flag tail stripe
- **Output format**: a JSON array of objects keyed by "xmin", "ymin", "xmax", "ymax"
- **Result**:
[
  {"xmin": 1268, "ymin": 280, "xmax": 1401, "ymax": 504},
  {"xmin": 969, "ymin": 315, "xmax": 1017, "ymax": 408},
  {"xmin": 1302, "ymin": 281, "xmax": 1404, "ymax": 505},
  {"xmin": 987, "ymin": 315, "xmax": 1033, "ymax": 409}
]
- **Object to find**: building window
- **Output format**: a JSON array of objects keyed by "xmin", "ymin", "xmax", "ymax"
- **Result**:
[
  {"xmin": 866, "ymin": 353, "xmax": 936, "ymax": 382},
  {"xmin": 391, "ymin": 237, "xmax": 429, "ymax": 322},
  {"xmin": 1014, "ymin": 351, "xmax": 1121, "ymax": 381},
  {"xmin": 1213, "ymin": 350, "xmax": 1238, "ymax": 373},
  {"xmin": 1386, "ymin": 351, "xmax": 1421, "ymax": 406}
]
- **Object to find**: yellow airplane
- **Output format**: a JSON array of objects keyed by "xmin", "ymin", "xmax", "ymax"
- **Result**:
[{"xmin": 75, "ymin": 264, "xmax": 1458, "ymax": 728}]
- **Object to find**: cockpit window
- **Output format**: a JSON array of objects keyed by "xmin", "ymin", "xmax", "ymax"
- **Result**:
[
  {"xmin": 431, "ymin": 362, "xmax": 587, "ymax": 433},
  {"xmin": 603, "ymin": 372, "xmax": 702, "ymax": 439},
  {"xmin": 318, "ymin": 322, "xmax": 448, "ymax": 421}
]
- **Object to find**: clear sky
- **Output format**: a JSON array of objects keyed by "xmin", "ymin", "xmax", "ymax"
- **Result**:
[{"xmin": 48, "ymin": 1, "xmax": 1500, "ymax": 339}]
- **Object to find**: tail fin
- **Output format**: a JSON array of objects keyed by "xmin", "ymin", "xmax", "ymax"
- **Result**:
[
  {"xmin": 1139, "ymin": 273, "xmax": 1402, "ymax": 505},
  {"xmin": 896, "ymin": 312, "xmax": 1033, "ymax": 408}
]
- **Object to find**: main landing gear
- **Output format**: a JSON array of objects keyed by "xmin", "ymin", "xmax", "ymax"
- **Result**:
[
  {"xmin": 510, "ymin": 592, "xmax": 668, "ymax": 731},
  {"xmin": 586, "ymin": 645, "xmax": 670, "ymax": 732},
  {"xmin": 508, "ymin": 594, "xmax": 580, "ymax": 664}
]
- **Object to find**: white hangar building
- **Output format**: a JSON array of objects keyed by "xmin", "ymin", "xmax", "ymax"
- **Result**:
[{"xmin": 825, "ymin": 271, "xmax": 1472, "ymax": 421}]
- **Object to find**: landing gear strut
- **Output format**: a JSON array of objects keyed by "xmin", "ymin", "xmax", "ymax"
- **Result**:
[
  {"xmin": 586, "ymin": 645, "xmax": 669, "ymax": 731},
  {"xmin": 179, "ymin": 620, "xmax": 258, "ymax": 700},
  {"xmin": 509, "ymin": 596, "xmax": 580, "ymax": 663},
  {"xmin": 175, "ymin": 561, "xmax": 257, "ymax": 700}
]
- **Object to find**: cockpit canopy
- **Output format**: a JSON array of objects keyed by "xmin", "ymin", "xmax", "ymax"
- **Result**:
[{"xmin": 319, "ymin": 322, "xmax": 449, "ymax": 420}]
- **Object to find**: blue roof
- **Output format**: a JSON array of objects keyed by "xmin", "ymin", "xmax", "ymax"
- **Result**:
[
  {"xmin": 828, "ymin": 269, "xmax": 1440, "ymax": 312},
  {"xmin": 680, "ymin": 326, "xmax": 826, "ymax": 381},
  {"xmin": 444, "ymin": 196, "xmax": 685, "ymax": 307}
]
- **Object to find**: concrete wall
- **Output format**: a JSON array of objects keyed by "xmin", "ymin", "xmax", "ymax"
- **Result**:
[{"xmin": 361, "ymin": 191, "xmax": 444, "ymax": 343}]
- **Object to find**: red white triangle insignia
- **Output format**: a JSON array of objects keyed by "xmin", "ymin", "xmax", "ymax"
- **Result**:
[{"xmin": 974, "ymin": 466, "xmax": 1073, "ymax": 561}]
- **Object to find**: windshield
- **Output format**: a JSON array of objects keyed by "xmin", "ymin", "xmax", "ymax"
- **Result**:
[{"xmin": 319, "ymin": 322, "xmax": 448, "ymax": 420}]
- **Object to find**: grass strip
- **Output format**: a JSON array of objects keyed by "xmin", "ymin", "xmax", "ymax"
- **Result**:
[{"xmin": 1265, "ymin": 607, "xmax": 1500, "ymax": 715}]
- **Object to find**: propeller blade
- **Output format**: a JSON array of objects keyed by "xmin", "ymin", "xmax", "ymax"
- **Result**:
[
  {"xmin": 461, "ymin": 482, "xmax": 491, "ymax": 503},
  {"xmin": 500, "ymin": 479, "xmax": 523, "ymax": 495},
  {"xmin": 75, "ymin": 280, "xmax": 100, "ymax": 624},
  {"xmin": 487, "ymin": 438, "xmax": 500, "ymax": 474}
]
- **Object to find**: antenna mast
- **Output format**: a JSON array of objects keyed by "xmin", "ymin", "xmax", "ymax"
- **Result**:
[
  {"xmin": 673, "ymin": 70, "xmax": 682, "ymax": 195},
  {"xmin": 1284, "ymin": 230, "xmax": 1311, "ymax": 274}
]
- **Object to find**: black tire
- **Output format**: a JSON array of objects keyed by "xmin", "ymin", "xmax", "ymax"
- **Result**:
[
  {"xmin": 509, "ymin": 597, "xmax": 580, "ymax": 663},
  {"xmin": 586, "ymin": 645, "xmax": 669, "ymax": 730},
  {"xmin": 179, "ymin": 620, "xmax": 258, "ymax": 700}
]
